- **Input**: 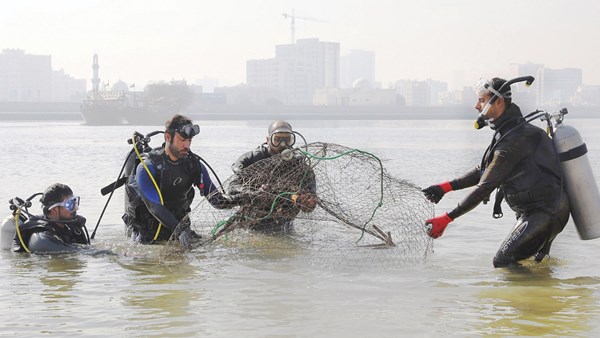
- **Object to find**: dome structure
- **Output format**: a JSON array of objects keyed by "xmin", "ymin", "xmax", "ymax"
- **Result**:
[
  {"xmin": 111, "ymin": 80, "xmax": 129, "ymax": 92},
  {"xmin": 352, "ymin": 78, "xmax": 373, "ymax": 90}
]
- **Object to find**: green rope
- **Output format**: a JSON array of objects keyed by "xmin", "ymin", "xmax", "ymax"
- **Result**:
[
  {"xmin": 212, "ymin": 147, "xmax": 385, "ymax": 244},
  {"xmin": 212, "ymin": 191, "xmax": 297, "ymax": 236}
]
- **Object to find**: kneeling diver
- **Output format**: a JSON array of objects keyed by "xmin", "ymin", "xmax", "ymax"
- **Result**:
[{"xmin": 12, "ymin": 183, "xmax": 90, "ymax": 254}]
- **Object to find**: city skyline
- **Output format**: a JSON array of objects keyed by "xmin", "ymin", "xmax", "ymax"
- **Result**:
[{"xmin": 2, "ymin": 0, "xmax": 599, "ymax": 91}]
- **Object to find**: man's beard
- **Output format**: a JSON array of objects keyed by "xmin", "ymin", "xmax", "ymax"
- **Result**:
[{"xmin": 168, "ymin": 143, "xmax": 187, "ymax": 159}]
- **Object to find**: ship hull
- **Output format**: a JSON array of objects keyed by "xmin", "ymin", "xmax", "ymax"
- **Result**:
[
  {"xmin": 81, "ymin": 104, "xmax": 172, "ymax": 126},
  {"xmin": 81, "ymin": 103, "xmax": 477, "ymax": 125}
]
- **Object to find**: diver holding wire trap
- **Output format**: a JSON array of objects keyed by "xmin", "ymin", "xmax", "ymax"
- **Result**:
[
  {"xmin": 423, "ymin": 76, "xmax": 600, "ymax": 268},
  {"xmin": 99, "ymin": 114, "xmax": 252, "ymax": 249}
]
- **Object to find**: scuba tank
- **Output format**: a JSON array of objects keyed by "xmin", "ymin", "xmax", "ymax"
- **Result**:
[
  {"xmin": 552, "ymin": 112, "xmax": 600, "ymax": 240},
  {"xmin": 1, "ymin": 194, "xmax": 41, "ymax": 251},
  {"xmin": 93, "ymin": 130, "xmax": 162, "ymax": 239},
  {"xmin": 0, "ymin": 215, "xmax": 22, "ymax": 250}
]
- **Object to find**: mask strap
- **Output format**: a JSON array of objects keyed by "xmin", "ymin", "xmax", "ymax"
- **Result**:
[{"xmin": 487, "ymin": 86, "xmax": 503, "ymax": 98}]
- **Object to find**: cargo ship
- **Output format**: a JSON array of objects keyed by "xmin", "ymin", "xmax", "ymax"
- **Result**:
[
  {"xmin": 80, "ymin": 54, "xmax": 193, "ymax": 126},
  {"xmin": 80, "ymin": 81, "xmax": 193, "ymax": 126}
]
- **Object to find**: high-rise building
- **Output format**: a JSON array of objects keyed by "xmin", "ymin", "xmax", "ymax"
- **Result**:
[
  {"xmin": 0, "ymin": 49, "xmax": 52, "ymax": 101},
  {"xmin": 246, "ymin": 58, "xmax": 280, "ymax": 89},
  {"xmin": 537, "ymin": 67, "xmax": 582, "ymax": 106},
  {"xmin": 52, "ymin": 69, "xmax": 87, "ymax": 101},
  {"xmin": 340, "ymin": 49, "xmax": 375, "ymax": 89},
  {"xmin": 247, "ymin": 38, "xmax": 340, "ymax": 105},
  {"xmin": 574, "ymin": 85, "xmax": 600, "ymax": 106},
  {"xmin": 0, "ymin": 49, "xmax": 85, "ymax": 102},
  {"xmin": 508, "ymin": 62, "xmax": 543, "ymax": 112},
  {"xmin": 194, "ymin": 77, "xmax": 220, "ymax": 93},
  {"xmin": 427, "ymin": 79, "xmax": 448, "ymax": 106}
]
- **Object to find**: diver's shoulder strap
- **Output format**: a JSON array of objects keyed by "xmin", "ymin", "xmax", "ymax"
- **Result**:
[
  {"xmin": 19, "ymin": 217, "xmax": 50, "ymax": 232},
  {"xmin": 147, "ymin": 147, "xmax": 165, "ymax": 164}
]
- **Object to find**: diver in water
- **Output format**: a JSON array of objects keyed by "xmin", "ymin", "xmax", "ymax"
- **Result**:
[
  {"xmin": 12, "ymin": 183, "xmax": 89, "ymax": 253},
  {"xmin": 123, "ymin": 114, "xmax": 250, "ymax": 247},
  {"xmin": 422, "ymin": 77, "xmax": 570, "ymax": 268},
  {"xmin": 233, "ymin": 120, "xmax": 300, "ymax": 173},
  {"xmin": 229, "ymin": 120, "xmax": 317, "ymax": 232}
]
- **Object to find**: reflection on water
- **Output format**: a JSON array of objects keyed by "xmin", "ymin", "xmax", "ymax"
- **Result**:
[
  {"xmin": 2, "ymin": 253, "xmax": 88, "ymax": 335},
  {"xmin": 38, "ymin": 255, "xmax": 87, "ymax": 302},
  {"xmin": 116, "ymin": 247, "xmax": 206, "ymax": 337},
  {"xmin": 477, "ymin": 263, "xmax": 600, "ymax": 336},
  {"xmin": 11, "ymin": 254, "xmax": 87, "ymax": 298},
  {"xmin": 2, "ymin": 121, "xmax": 600, "ymax": 336}
]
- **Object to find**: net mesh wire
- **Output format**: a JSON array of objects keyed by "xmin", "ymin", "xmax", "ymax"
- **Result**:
[{"xmin": 165, "ymin": 142, "xmax": 434, "ymax": 268}]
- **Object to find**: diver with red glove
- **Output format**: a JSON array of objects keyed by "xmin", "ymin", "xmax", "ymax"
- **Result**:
[{"xmin": 422, "ymin": 77, "xmax": 570, "ymax": 268}]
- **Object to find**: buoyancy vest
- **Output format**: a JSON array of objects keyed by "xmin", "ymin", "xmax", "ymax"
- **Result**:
[
  {"xmin": 484, "ymin": 104, "xmax": 562, "ymax": 214},
  {"xmin": 12, "ymin": 216, "xmax": 88, "ymax": 252}
]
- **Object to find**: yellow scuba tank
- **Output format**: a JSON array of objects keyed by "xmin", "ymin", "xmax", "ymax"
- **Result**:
[{"xmin": 553, "ymin": 121, "xmax": 600, "ymax": 240}]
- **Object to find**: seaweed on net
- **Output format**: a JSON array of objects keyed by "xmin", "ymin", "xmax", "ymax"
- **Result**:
[{"xmin": 164, "ymin": 142, "xmax": 434, "ymax": 267}]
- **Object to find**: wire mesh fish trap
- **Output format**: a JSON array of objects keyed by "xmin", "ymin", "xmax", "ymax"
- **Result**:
[{"xmin": 167, "ymin": 142, "xmax": 434, "ymax": 267}]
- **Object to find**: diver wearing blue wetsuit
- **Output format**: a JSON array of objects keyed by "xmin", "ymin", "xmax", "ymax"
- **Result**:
[
  {"xmin": 423, "ymin": 78, "xmax": 570, "ymax": 268},
  {"xmin": 13, "ymin": 183, "xmax": 89, "ymax": 253},
  {"xmin": 123, "ymin": 114, "xmax": 248, "ymax": 247}
]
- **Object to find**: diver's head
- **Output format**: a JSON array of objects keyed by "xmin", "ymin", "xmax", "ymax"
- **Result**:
[
  {"xmin": 165, "ymin": 114, "xmax": 199, "ymax": 160},
  {"xmin": 267, "ymin": 120, "xmax": 295, "ymax": 155},
  {"xmin": 474, "ymin": 77, "xmax": 512, "ymax": 121},
  {"xmin": 40, "ymin": 183, "xmax": 79, "ymax": 221}
]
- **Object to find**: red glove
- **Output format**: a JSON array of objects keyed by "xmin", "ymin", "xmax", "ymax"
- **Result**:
[
  {"xmin": 425, "ymin": 213, "xmax": 453, "ymax": 239},
  {"xmin": 422, "ymin": 181, "xmax": 453, "ymax": 204}
]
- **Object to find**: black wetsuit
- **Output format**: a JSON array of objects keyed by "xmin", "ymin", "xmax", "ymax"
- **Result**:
[
  {"xmin": 447, "ymin": 103, "xmax": 570, "ymax": 267},
  {"xmin": 231, "ymin": 144, "xmax": 271, "ymax": 174},
  {"xmin": 12, "ymin": 215, "xmax": 89, "ymax": 253},
  {"xmin": 123, "ymin": 148, "xmax": 238, "ymax": 243}
]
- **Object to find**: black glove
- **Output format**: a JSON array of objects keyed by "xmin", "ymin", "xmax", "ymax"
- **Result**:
[
  {"xmin": 178, "ymin": 228, "xmax": 202, "ymax": 249},
  {"xmin": 223, "ymin": 191, "xmax": 257, "ymax": 206},
  {"xmin": 422, "ymin": 182, "xmax": 453, "ymax": 204}
]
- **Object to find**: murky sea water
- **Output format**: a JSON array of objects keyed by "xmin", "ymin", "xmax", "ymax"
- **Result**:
[{"xmin": 1, "ymin": 118, "xmax": 600, "ymax": 337}]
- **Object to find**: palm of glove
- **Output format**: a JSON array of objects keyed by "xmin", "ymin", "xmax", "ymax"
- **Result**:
[
  {"xmin": 425, "ymin": 213, "xmax": 452, "ymax": 239},
  {"xmin": 178, "ymin": 228, "xmax": 202, "ymax": 249},
  {"xmin": 422, "ymin": 185, "xmax": 446, "ymax": 204}
]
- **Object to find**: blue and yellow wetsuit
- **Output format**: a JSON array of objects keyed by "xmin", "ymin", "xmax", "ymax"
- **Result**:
[{"xmin": 124, "ymin": 148, "xmax": 242, "ymax": 243}]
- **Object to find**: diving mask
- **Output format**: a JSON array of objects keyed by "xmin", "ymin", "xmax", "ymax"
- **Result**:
[
  {"xmin": 48, "ymin": 195, "xmax": 80, "ymax": 213},
  {"xmin": 171, "ymin": 123, "xmax": 200, "ymax": 139},
  {"xmin": 474, "ymin": 78, "xmax": 511, "ymax": 118},
  {"xmin": 270, "ymin": 133, "xmax": 296, "ymax": 147},
  {"xmin": 474, "ymin": 78, "xmax": 512, "ymax": 100}
]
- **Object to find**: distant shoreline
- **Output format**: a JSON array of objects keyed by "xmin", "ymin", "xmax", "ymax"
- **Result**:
[{"xmin": 1, "ymin": 106, "xmax": 600, "ymax": 124}]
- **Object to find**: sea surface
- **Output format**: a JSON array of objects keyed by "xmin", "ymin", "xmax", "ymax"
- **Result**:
[{"xmin": 1, "ymin": 117, "xmax": 600, "ymax": 337}]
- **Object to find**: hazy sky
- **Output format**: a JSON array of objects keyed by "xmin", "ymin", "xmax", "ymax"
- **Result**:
[{"xmin": 2, "ymin": 0, "xmax": 599, "ymax": 90}]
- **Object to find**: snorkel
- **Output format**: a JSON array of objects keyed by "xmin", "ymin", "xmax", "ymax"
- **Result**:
[{"xmin": 474, "ymin": 76, "xmax": 535, "ymax": 130}]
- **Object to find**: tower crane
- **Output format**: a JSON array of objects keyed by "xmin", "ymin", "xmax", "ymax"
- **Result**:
[{"xmin": 282, "ymin": 9, "xmax": 326, "ymax": 44}]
